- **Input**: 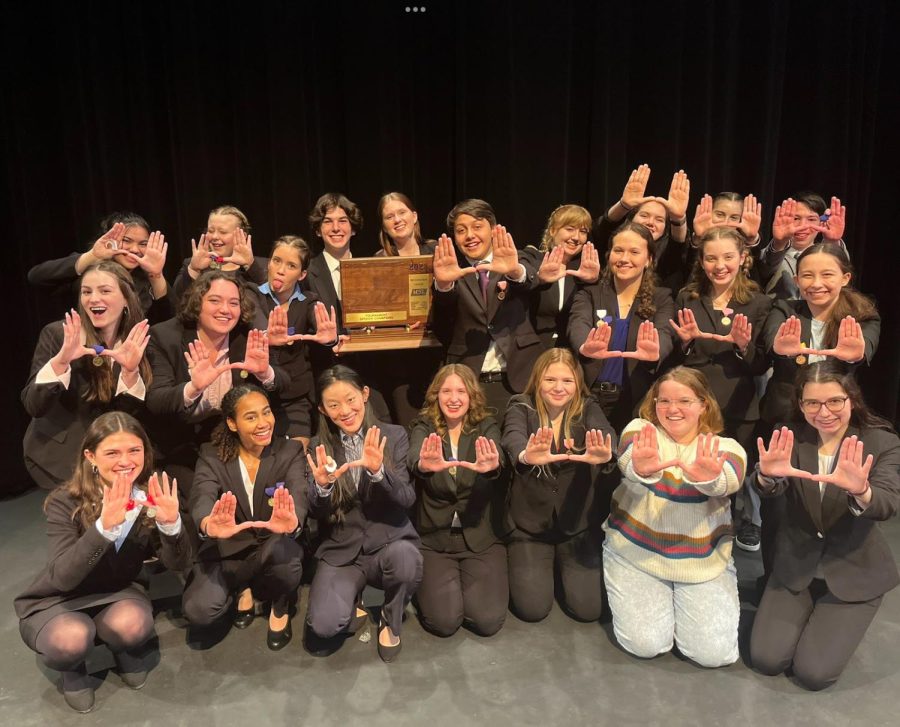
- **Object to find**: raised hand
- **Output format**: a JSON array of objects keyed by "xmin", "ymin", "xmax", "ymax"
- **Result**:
[
  {"xmin": 101, "ymin": 319, "xmax": 150, "ymax": 374},
  {"xmin": 237, "ymin": 329, "xmax": 270, "ymax": 378},
  {"xmin": 522, "ymin": 426, "xmax": 569, "ymax": 466},
  {"xmin": 246, "ymin": 486, "xmax": 299, "ymax": 534},
  {"xmin": 630, "ymin": 424, "xmax": 681, "ymax": 478},
  {"xmin": 121, "ymin": 230, "xmax": 167, "ymax": 277},
  {"xmin": 816, "ymin": 435, "xmax": 873, "ymax": 496},
  {"xmin": 621, "ymin": 164, "xmax": 655, "ymax": 209},
  {"xmin": 358, "ymin": 426, "xmax": 388, "ymax": 473},
  {"xmin": 620, "ymin": 320, "xmax": 660, "ymax": 361},
  {"xmin": 100, "ymin": 471, "xmax": 132, "ymax": 531},
  {"xmin": 659, "ymin": 169, "xmax": 690, "ymax": 221},
  {"xmin": 669, "ymin": 308, "xmax": 704, "ymax": 344},
  {"xmin": 771, "ymin": 316, "xmax": 804, "ymax": 357},
  {"xmin": 189, "ymin": 234, "xmax": 213, "ymax": 274},
  {"xmin": 479, "ymin": 225, "xmax": 521, "ymax": 277},
  {"xmin": 147, "ymin": 472, "xmax": 179, "ymax": 525},
  {"xmin": 433, "ymin": 234, "xmax": 476, "ymax": 285},
  {"xmin": 805, "ymin": 316, "xmax": 865, "ymax": 362},
  {"xmin": 184, "ymin": 338, "xmax": 239, "ymax": 392},
  {"xmin": 457, "ymin": 436, "xmax": 502, "ymax": 473},
  {"xmin": 680, "ymin": 433, "xmax": 728, "ymax": 482},
  {"xmin": 757, "ymin": 427, "xmax": 815, "ymax": 480},
  {"xmin": 222, "ymin": 227, "xmax": 254, "ymax": 266},
  {"xmin": 701, "ymin": 313, "xmax": 753, "ymax": 352},
  {"xmin": 307, "ymin": 444, "xmax": 355, "ymax": 487},
  {"xmin": 89, "ymin": 223, "xmax": 127, "ymax": 261},
  {"xmin": 810, "ymin": 196, "xmax": 846, "ymax": 241},
  {"xmin": 52, "ymin": 310, "xmax": 96, "ymax": 373},
  {"xmin": 203, "ymin": 491, "xmax": 254, "ymax": 538},
  {"xmin": 332, "ymin": 333, "xmax": 350, "ymax": 356},
  {"xmin": 266, "ymin": 305, "xmax": 291, "ymax": 346},
  {"xmin": 772, "ymin": 199, "xmax": 803, "ymax": 243},
  {"xmin": 417, "ymin": 433, "xmax": 456, "ymax": 473},
  {"xmin": 295, "ymin": 302, "xmax": 338, "ymax": 345},
  {"xmin": 737, "ymin": 194, "xmax": 762, "ymax": 240},
  {"xmin": 693, "ymin": 194, "xmax": 713, "ymax": 238},
  {"xmin": 567, "ymin": 429, "xmax": 613, "ymax": 465},
  {"xmin": 538, "ymin": 245, "xmax": 567, "ymax": 284},
  {"xmin": 565, "ymin": 242, "xmax": 601, "ymax": 283},
  {"xmin": 579, "ymin": 323, "xmax": 617, "ymax": 360}
]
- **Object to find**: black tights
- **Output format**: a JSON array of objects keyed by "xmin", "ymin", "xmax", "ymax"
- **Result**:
[{"xmin": 34, "ymin": 599, "xmax": 154, "ymax": 690}]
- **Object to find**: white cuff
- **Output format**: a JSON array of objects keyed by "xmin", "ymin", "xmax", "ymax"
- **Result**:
[
  {"xmin": 116, "ymin": 373, "xmax": 146, "ymax": 400},
  {"xmin": 36, "ymin": 360, "xmax": 71, "ymax": 389},
  {"xmin": 95, "ymin": 517, "xmax": 122, "ymax": 542},
  {"xmin": 155, "ymin": 515, "xmax": 183, "ymax": 536}
]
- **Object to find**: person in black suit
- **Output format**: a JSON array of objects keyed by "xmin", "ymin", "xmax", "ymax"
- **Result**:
[
  {"xmin": 430, "ymin": 199, "xmax": 543, "ymax": 415},
  {"xmin": 501, "ymin": 348, "xmax": 617, "ymax": 623},
  {"xmin": 751, "ymin": 362, "xmax": 900, "ymax": 690},
  {"xmin": 23, "ymin": 261, "xmax": 153, "ymax": 489},
  {"xmin": 409, "ymin": 364, "xmax": 508, "ymax": 637},
  {"xmin": 15, "ymin": 412, "xmax": 191, "ymax": 713},
  {"xmin": 182, "ymin": 385, "xmax": 308, "ymax": 650},
  {"xmin": 305, "ymin": 366, "xmax": 422, "ymax": 662},
  {"xmin": 27, "ymin": 211, "xmax": 174, "ymax": 322},
  {"xmin": 668, "ymin": 227, "xmax": 773, "ymax": 550},
  {"xmin": 146, "ymin": 270, "xmax": 290, "ymax": 500},
  {"xmin": 523, "ymin": 204, "xmax": 601, "ymax": 350},
  {"xmin": 568, "ymin": 222, "xmax": 675, "ymax": 432},
  {"xmin": 171, "ymin": 205, "xmax": 268, "ymax": 305},
  {"xmin": 250, "ymin": 234, "xmax": 339, "ymax": 446}
]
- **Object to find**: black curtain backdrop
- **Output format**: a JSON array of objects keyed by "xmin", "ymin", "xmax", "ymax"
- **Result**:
[{"xmin": 2, "ymin": 0, "xmax": 898, "ymax": 493}]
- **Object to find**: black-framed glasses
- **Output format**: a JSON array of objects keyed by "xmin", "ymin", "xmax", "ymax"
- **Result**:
[{"xmin": 799, "ymin": 396, "xmax": 849, "ymax": 414}]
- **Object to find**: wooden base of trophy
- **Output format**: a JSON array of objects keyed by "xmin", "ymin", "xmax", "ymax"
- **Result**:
[{"xmin": 339, "ymin": 326, "xmax": 442, "ymax": 353}]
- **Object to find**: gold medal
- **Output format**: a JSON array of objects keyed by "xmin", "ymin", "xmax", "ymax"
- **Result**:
[
  {"xmin": 92, "ymin": 356, "xmax": 105, "ymax": 367},
  {"xmin": 239, "ymin": 369, "xmax": 249, "ymax": 379},
  {"xmin": 497, "ymin": 291, "xmax": 506, "ymax": 301},
  {"xmin": 796, "ymin": 342, "xmax": 807, "ymax": 365},
  {"xmin": 721, "ymin": 316, "xmax": 731, "ymax": 326},
  {"xmin": 146, "ymin": 507, "xmax": 157, "ymax": 519},
  {"xmin": 268, "ymin": 498, "xmax": 275, "ymax": 507}
]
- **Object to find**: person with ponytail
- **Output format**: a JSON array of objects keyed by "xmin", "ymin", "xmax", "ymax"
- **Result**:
[
  {"xmin": 752, "ymin": 362, "xmax": 900, "ymax": 690},
  {"xmin": 305, "ymin": 365, "xmax": 421, "ymax": 662},
  {"xmin": 501, "ymin": 348, "xmax": 616, "ymax": 623},
  {"xmin": 669, "ymin": 227, "xmax": 772, "ymax": 550},
  {"xmin": 409, "ymin": 364, "xmax": 508, "ymax": 637},
  {"xmin": 23, "ymin": 261, "xmax": 152, "ymax": 490},
  {"xmin": 15, "ymin": 412, "xmax": 190, "ymax": 713},
  {"xmin": 182, "ymin": 385, "xmax": 307, "ymax": 651},
  {"xmin": 568, "ymin": 221, "xmax": 675, "ymax": 432}
]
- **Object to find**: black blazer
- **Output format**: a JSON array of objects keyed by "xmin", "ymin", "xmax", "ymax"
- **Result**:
[
  {"xmin": 145, "ymin": 317, "xmax": 290, "ymax": 463},
  {"xmin": 307, "ymin": 422, "xmax": 419, "ymax": 566},
  {"xmin": 759, "ymin": 299, "xmax": 880, "ymax": 424},
  {"xmin": 568, "ymin": 282, "xmax": 675, "ymax": 422},
  {"xmin": 14, "ymin": 489, "xmax": 192, "ymax": 647},
  {"xmin": 758, "ymin": 424, "xmax": 900, "ymax": 602},
  {"xmin": 667, "ymin": 290, "xmax": 772, "ymax": 422},
  {"xmin": 171, "ymin": 256, "xmax": 269, "ymax": 307},
  {"xmin": 521, "ymin": 245, "xmax": 586, "ymax": 350},
  {"xmin": 303, "ymin": 254, "xmax": 342, "ymax": 321},
  {"xmin": 191, "ymin": 438, "xmax": 309, "ymax": 560},
  {"xmin": 430, "ymin": 253, "xmax": 543, "ymax": 394},
  {"xmin": 408, "ymin": 415, "xmax": 507, "ymax": 553},
  {"xmin": 27, "ymin": 252, "xmax": 175, "ymax": 324},
  {"xmin": 22, "ymin": 322, "xmax": 148, "ymax": 488},
  {"xmin": 501, "ymin": 395, "xmax": 618, "ymax": 536}
]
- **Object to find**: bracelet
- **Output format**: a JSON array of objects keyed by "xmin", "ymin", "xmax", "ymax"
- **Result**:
[
  {"xmin": 852, "ymin": 482, "xmax": 871, "ymax": 498},
  {"xmin": 670, "ymin": 217, "xmax": 687, "ymax": 226},
  {"xmin": 619, "ymin": 199, "xmax": 633, "ymax": 212}
]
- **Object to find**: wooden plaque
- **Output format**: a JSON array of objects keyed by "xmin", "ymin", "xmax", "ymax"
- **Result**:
[{"xmin": 338, "ymin": 255, "xmax": 441, "ymax": 352}]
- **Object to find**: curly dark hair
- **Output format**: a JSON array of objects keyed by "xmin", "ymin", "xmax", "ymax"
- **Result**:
[
  {"xmin": 177, "ymin": 270, "xmax": 256, "ymax": 328},
  {"xmin": 211, "ymin": 384, "xmax": 270, "ymax": 462}
]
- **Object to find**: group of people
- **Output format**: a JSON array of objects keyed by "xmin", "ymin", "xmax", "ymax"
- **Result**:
[{"xmin": 15, "ymin": 165, "xmax": 898, "ymax": 712}]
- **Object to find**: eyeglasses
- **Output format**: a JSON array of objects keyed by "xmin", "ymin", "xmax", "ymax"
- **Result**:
[
  {"xmin": 799, "ymin": 396, "xmax": 849, "ymax": 414},
  {"xmin": 655, "ymin": 397, "xmax": 703, "ymax": 409}
]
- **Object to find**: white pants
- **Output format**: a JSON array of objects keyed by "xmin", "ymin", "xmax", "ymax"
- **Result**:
[{"xmin": 603, "ymin": 544, "xmax": 740, "ymax": 668}]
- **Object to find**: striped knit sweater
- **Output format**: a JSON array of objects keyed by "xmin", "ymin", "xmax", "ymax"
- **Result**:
[{"xmin": 602, "ymin": 418, "xmax": 747, "ymax": 584}]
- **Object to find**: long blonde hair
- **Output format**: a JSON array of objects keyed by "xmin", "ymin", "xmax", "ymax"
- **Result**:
[{"xmin": 522, "ymin": 349, "xmax": 589, "ymax": 447}]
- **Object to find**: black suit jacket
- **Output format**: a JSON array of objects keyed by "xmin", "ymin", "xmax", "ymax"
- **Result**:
[
  {"xmin": 759, "ymin": 299, "xmax": 880, "ymax": 424},
  {"xmin": 666, "ymin": 290, "xmax": 772, "ymax": 422},
  {"xmin": 191, "ymin": 439, "xmax": 309, "ymax": 560},
  {"xmin": 145, "ymin": 318, "xmax": 289, "ymax": 464},
  {"xmin": 27, "ymin": 252, "xmax": 175, "ymax": 324},
  {"xmin": 307, "ymin": 422, "xmax": 419, "ymax": 566},
  {"xmin": 759, "ymin": 424, "xmax": 900, "ymax": 602},
  {"xmin": 568, "ymin": 283, "xmax": 675, "ymax": 420},
  {"xmin": 430, "ymin": 252, "xmax": 543, "ymax": 394},
  {"xmin": 303, "ymin": 254, "xmax": 342, "ymax": 321},
  {"xmin": 14, "ymin": 489, "xmax": 192, "ymax": 646},
  {"xmin": 408, "ymin": 416, "xmax": 508, "ymax": 553},
  {"xmin": 501, "ymin": 395, "xmax": 618, "ymax": 536},
  {"xmin": 22, "ymin": 322, "xmax": 148, "ymax": 487},
  {"xmin": 521, "ymin": 245, "xmax": 587, "ymax": 350}
]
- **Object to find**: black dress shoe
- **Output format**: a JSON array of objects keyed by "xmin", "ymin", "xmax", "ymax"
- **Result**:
[
  {"xmin": 377, "ymin": 625, "xmax": 401, "ymax": 663},
  {"xmin": 233, "ymin": 606, "xmax": 255, "ymax": 629},
  {"xmin": 267, "ymin": 619, "xmax": 293, "ymax": 651}
]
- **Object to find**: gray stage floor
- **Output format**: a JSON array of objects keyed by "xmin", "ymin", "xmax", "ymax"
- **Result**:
[{"xmin": 2, "ymin": 487, "xmax": 898, "ymax": 726}]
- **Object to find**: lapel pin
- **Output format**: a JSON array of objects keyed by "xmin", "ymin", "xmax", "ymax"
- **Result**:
[
  {"xmin": 721, "ymin": 307, "xmax": 734, "ymax": 327},
  {"xmin": 497, "ymin": 280, "xmax": 507, "ymax": 301}
]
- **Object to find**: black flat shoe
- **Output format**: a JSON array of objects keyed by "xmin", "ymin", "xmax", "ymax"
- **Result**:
[
  {"xmin": 234, "ymin": 605, "xmax": 255, "ymax": 629},
  {"xmin": 377, "ymin": 625, "xmax": 401, "ymax": 663},
  {"xmin": 267, "ymin": 619, "xmax": 293, "ymax": 651}
]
